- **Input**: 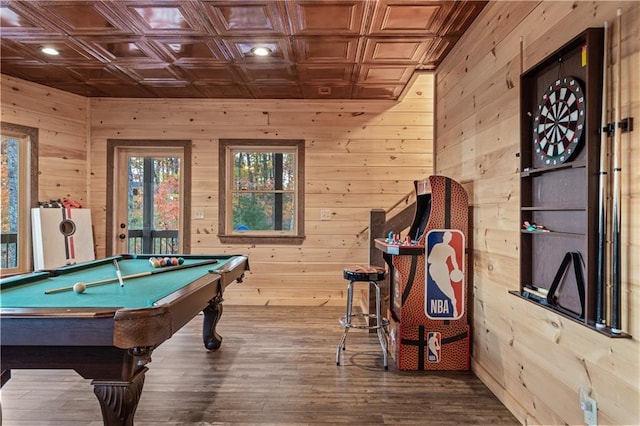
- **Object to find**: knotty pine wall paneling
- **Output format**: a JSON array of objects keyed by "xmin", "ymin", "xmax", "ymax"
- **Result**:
[
  {"xmin": 435, "ymin": 2, "xmax": 639, "ymax": 425},
  {"xmin": 1, "ymin": 74, "xmax": 90, "ymax": 207},
  {"xmin": 89, "ymin": 74, "xmax": 434, "ymax": 307}
]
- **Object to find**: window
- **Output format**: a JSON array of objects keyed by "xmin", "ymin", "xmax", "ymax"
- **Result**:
[
  {"xmin": 219, "ymin": 139, "xmax": 304, "ymax": 244},
  {"xmin": 0, "ymin": 123, "xmax": 38, "ymax": 275}
]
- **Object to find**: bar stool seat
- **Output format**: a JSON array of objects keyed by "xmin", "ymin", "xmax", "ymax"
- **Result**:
[{"xmin": 336, "ymin": 265, "xmax": 389, "ymax": 369}]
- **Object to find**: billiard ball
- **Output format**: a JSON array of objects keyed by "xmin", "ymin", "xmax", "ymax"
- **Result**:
[
  {"xmin": 73, "ymin": 282, "xmax": 86, "ymax": 294},
  {"xmin": 178, "ymin": 257, "xmax": 184, "ymax": 265}
]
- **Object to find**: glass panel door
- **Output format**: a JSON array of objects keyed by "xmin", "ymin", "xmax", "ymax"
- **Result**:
[
  {"xmin": 115, "ymin": 149, "xmax": 183, "ymax": 255},
  {"xmin": 0, "ymin": 134, "xmax": 29, "ymax": 273}
]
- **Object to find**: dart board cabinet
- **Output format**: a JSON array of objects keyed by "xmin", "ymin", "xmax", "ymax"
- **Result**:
[{"xmin": 516, "ymin": 28, "xmax": 604, "ymax": 328}]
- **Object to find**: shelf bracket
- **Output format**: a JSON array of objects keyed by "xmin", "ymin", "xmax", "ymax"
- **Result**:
[{"xmin": 603, "ymin": 117, "xmax": 634, "ymax": 136}]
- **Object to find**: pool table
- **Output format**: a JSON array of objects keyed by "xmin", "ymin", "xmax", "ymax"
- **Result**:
[{"xmin": 0, "ymin": 253, "xmax": 249, "ymax": 426}]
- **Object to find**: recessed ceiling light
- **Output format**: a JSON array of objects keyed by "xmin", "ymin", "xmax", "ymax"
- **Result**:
[
  {"xmin": 250, "ymin": 46, "xmax": 272, "ymax": 57},
  {"xmin": 39, "ymin": 46, "xmax": 60, "ymax": 56}
]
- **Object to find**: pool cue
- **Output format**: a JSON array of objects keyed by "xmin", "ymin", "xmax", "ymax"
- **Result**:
[
  {"xmin": 610, "ymin": 8, "xmax": 623, "ymax": 334},
  {"xmin": 44, "ymin": 258, "xmax": 219, "ymax": 294},
  {"xmin": 595, "ymin": 20, "xmax": 609, "ymax": 330},
  {"xmin": 113, "ymin": 259, "xmax": 125, "ymax": 287}
]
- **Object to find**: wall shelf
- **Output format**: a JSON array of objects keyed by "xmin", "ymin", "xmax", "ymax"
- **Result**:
[
  {"xmin": 521, "ymin": 206, "xmax": 584, "ymax": 211},
  {"xmin": 521, "ymin": 230, "xmax": 584, "ymax": 237},
  {"xmin": 516, "ymin": 27, "xmax": 612, "ymax": 331},
  {"xmin": 521, "ymin": 162, "xmax": 586, "ymax": 177},
  {"xmin": 509, "ymin": 291, "xmax": 630, "ymax": 338}
]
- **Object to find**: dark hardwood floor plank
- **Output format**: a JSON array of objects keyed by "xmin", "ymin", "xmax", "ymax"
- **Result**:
[{"xmin": 1, "ymin": 306, "xmax": 518, "ymax": 425}]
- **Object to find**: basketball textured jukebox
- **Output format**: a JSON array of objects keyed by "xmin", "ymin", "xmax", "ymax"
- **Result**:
[
  {"xmin": 376, "ymin": 176, "xmax": 469, "ymax": 370},
  {"xmin": 515, "ymin": 28, "xmax": 610, "ymax": 331}
]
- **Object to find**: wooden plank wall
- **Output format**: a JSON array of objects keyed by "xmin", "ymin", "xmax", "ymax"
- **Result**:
[
  {"xmin": 435, "ymin": 2, "xmax": 639, "ymax": 425},
  {"xmin": 0, "ymin": 74, "xmax": 432, "ymax": 307},
  {"xmin": 88, "ymin": 75, "xmax": 434, "ymax": 306},
  {"xmin": 0, "ymin": 75, "xmax": 89, "ymax": 206}
]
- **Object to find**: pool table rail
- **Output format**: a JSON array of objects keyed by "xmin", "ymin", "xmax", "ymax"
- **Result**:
[{"xmin": 0, "ymin": 253, "xmax": 250, "ymax": 426}]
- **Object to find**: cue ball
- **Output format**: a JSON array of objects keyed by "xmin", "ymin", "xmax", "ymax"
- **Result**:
[{"xmin": 73, "ymin": 282, "xmax": 86, "ymax": 294}]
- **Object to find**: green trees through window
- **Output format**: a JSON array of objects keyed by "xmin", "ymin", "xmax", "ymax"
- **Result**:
[
  {"xmin": 127, "ymin": 156, "xmax": 180, "ymax": 231},
  {"xmin": 0, "ymin": 122, "xmax": 36, "ymax": 273},
  {"xmin": 1, "ymin": 136, "xmax": 19, "ymax": 268},
  {"xmin": 219, "ymin": 139, "xmax": 304, "ymax": 243},
  {"xmin": 126, "ymin": 156, "xmax": 181, "ymax": 254},
  {"xmin": 231, "ymin": 151, "xmax": 295, "ymax": 231}
]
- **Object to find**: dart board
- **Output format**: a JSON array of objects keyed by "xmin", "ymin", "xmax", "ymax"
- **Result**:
[{"xmin": 533, "ymin": 77, "xmax": 586, "ymax": 165}]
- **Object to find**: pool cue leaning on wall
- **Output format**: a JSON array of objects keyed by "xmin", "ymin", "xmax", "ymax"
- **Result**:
[
  {"xmin": 610, "ymin": 8, "xmax": 623, "ymax": 334},
  {"xmin": 595, "ymin": 20, "xmax": 609, "ymax": 330}
]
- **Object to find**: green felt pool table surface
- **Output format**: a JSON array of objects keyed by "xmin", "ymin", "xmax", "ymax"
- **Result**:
[
  {"xmin": 1, "ymin": 254, "xmax": 239, "ymax": 309},
  {"xmin": 0, "ymin": 253, "xmax": 249, "ymax": 426}
]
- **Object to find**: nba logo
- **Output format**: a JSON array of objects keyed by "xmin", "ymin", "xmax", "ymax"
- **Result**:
[
  {"xmin": 427, "ymin": 332, "xmax": 441, "ymax": 363},
  {"xmin": 425, "ymin": 229, "xmax": 465, "ymax": 320}
]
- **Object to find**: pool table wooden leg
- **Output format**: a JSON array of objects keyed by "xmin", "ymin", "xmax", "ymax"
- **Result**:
[
  {"xmin": 202, "ymin": 294, "xmax": 224, "ymax": 350},
  {"xmin": 92, "ymin": 367, "xmax": 147, "ymax": 426}
]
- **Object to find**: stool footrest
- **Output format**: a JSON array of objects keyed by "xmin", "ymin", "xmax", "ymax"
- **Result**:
[
  {"xmin": 339, "ymin": 313, "xmax": 389, "ymax": 330},
  {"xmin": 336, "ymin": 266, "xmax": 388, "ymax": 369}
]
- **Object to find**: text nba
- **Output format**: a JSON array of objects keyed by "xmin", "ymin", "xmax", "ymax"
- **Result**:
[{"xmin": 429, "ymin": 299, "xmax": 451, "ymax": 314}]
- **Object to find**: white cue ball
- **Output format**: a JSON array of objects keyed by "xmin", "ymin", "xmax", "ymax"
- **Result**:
[{"xmin": 73, "ymin": 282, "xmax": 86, "ymax": 294}]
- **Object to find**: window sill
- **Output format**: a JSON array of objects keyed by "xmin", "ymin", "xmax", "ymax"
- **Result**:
[{"xmin": 218, "ymin": 234, "xmax": 305, "ymax": 245}]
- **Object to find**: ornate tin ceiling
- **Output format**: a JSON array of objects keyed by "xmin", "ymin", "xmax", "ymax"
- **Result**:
[{"xmin": 0, "ymin": 1, "xmax": 487, "ymax": 99}]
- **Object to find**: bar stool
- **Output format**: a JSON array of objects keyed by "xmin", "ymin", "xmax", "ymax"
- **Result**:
[{"xmin": 336, "ymin": 264, "xmax": 389, "ymax": 369}]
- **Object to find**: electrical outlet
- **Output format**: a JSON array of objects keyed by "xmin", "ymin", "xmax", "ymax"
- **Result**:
[
  {"xmin": 194, "ymin": 210, "xmax": 205, "ymax": 220},
  {"xmin": 580, "ymin": 388, "xmax": 598, "ymax": 426},
  {"xmin": 320, "ymin": 209, "xmax": 331, "ymax": 221}
]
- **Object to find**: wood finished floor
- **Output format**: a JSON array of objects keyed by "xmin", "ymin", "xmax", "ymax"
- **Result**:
[{"xmin": 0, "ymin": 306, "xmax": 518, "ymax": 425}]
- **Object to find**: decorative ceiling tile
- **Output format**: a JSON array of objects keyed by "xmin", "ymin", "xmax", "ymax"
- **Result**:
[
  {"xmin": 293, "ymin": 37, "xmax": 359, "ymax": 63},
  {"xmin": 203, "ymin": 1, "xmax": 287, "ymax": 35},
  {"xmin": 362, "ymin": 38, "xmax": 429, "ymax": 64},
  {"xmin": 0, "ymin": 0, "xmax": 487, "ymax": 99},
  {"xmin": 287, "ymin": 0, "xmax": 368, "ymax": 35}
]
